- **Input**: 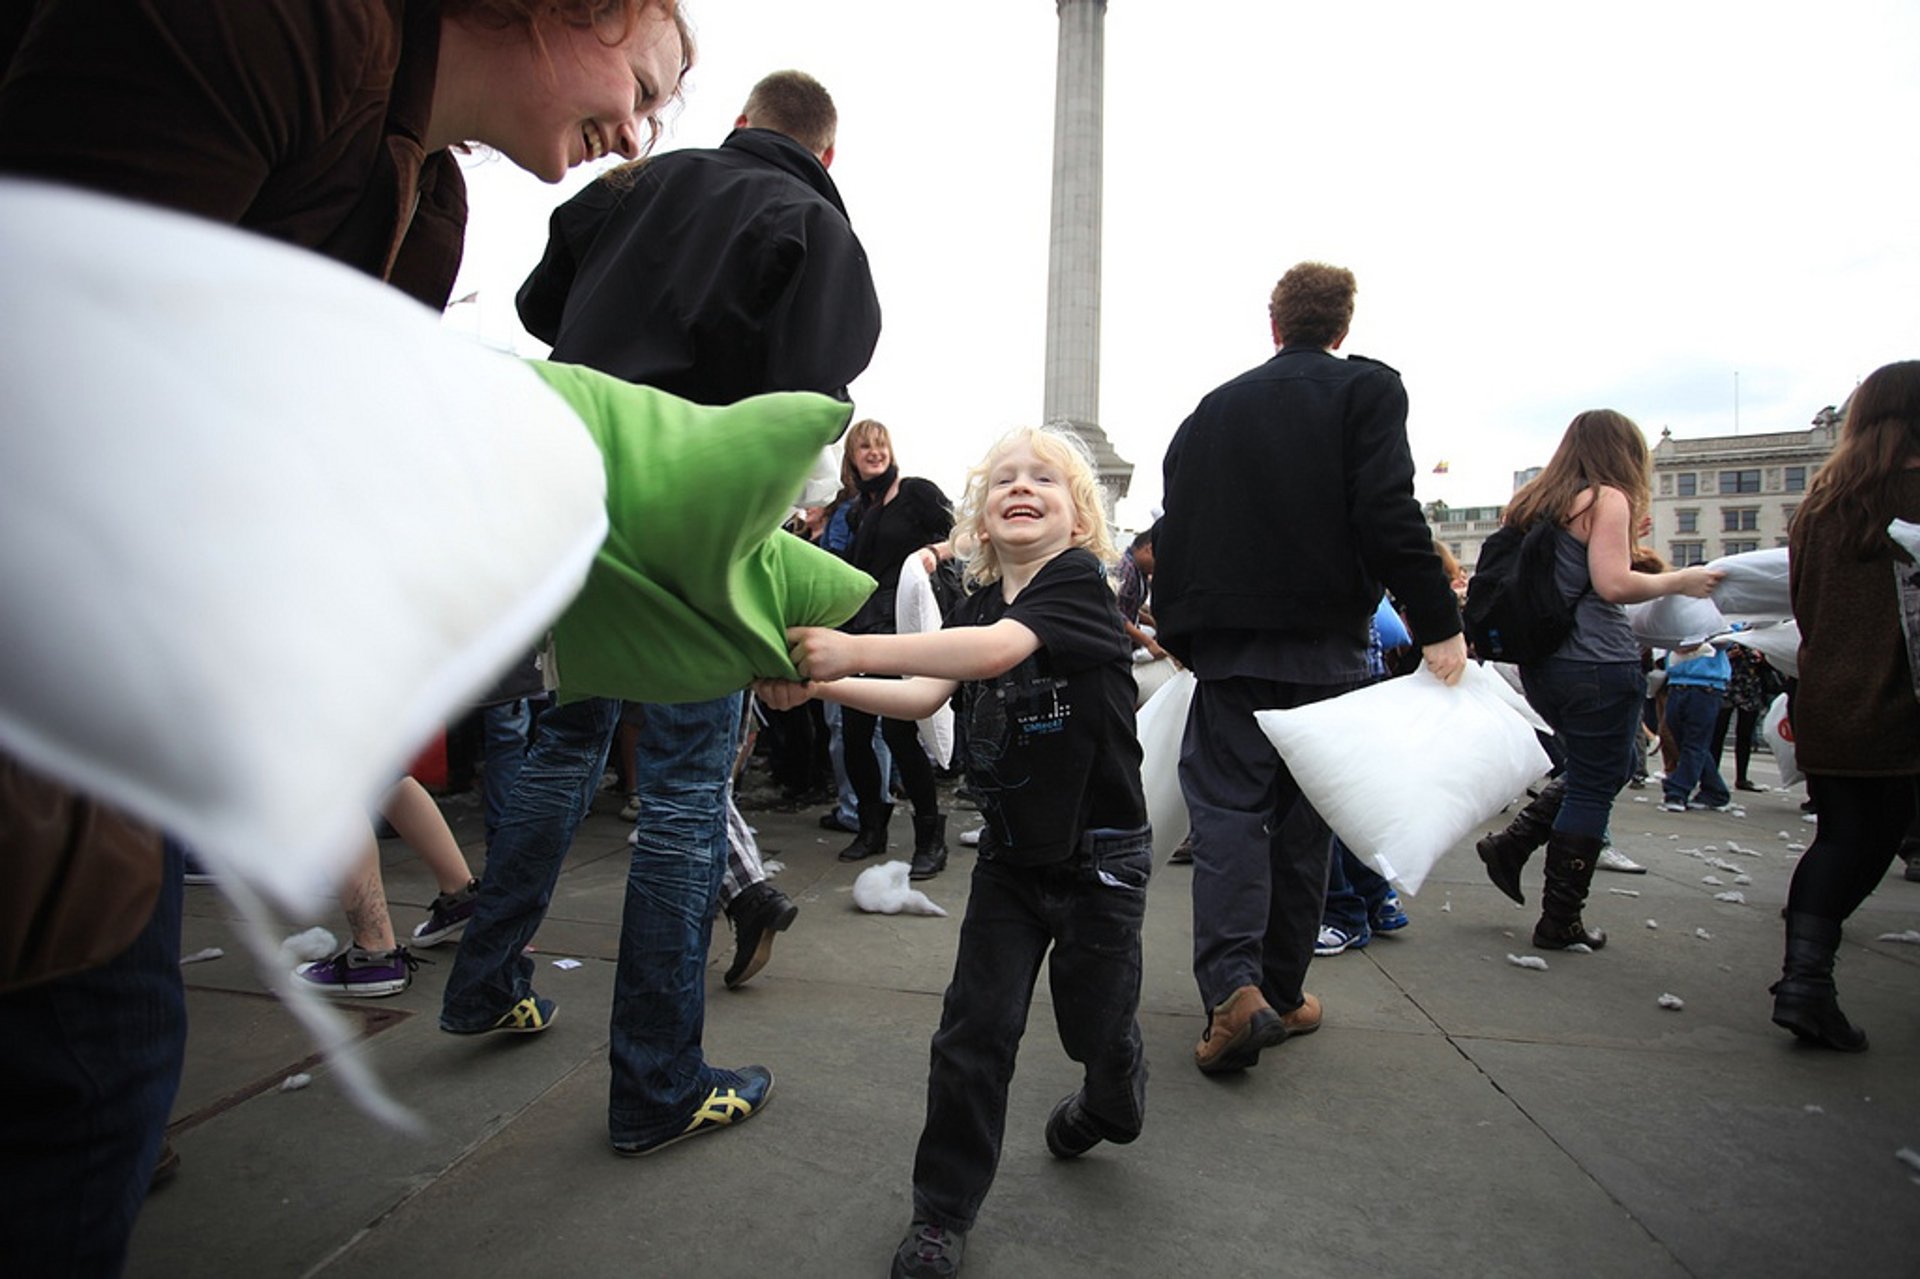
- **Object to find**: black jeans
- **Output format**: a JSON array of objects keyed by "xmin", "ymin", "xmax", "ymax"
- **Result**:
[
  {"xmin": 841, "ymin": 703, "xmax": 938, "ymax": 818},
  {"xmin": 910, "ymin": 829, "xmax": 1151, "ymax": 1230}
]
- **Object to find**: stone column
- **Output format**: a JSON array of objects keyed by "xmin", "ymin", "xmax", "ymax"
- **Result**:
[{"xmin": 1045, "ymin": 0, "xmax": 1132, "ymax": 518}]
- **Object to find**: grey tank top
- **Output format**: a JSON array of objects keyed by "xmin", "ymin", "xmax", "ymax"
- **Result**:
[{"xmin": 1549, "ymin": 527, "xmax": 1639, "ymax": 663}]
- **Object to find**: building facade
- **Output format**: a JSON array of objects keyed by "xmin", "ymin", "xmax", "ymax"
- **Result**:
[
  {"xmin": 1427, "ymin": 503, "xmax": 1505, "ymax": 572},
  {"xmin": 1649, "ymin": 408, "xmax": 1840, "ymax": 566}
]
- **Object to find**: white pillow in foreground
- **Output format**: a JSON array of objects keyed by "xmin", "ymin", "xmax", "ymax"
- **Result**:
[
  {"xmin": 1255, "ymin": 663, "xmax": 1553, "ymax": 894},
  {"xmin": 0, "ymin": 179, "xmax": 607, "ymax": 907}
]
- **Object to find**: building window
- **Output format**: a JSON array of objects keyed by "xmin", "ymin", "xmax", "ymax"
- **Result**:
[
  {"xmin": 1785, "ymin": 466, "xmax": 1806, "ymax": 493},
  {"xmin": 1724, "ymin": 540, "xmax": 1759, "ymax": 556},
  {"xmin": 1676, "ymin": 509, "xmax": 1698, "ymax": 534},
  {"xmin": 1658, "ymin": 474, "xmax": 1673, "ymax": 495},
  {"xmin": 1677, "ymin": 473, "xmax": 1697, "ymax": 497},
  {"xmin": 1722, "ymin": 507, "xmax": 1759, "ymax": 532},
  {"xmin": 1720, "ymin": 469, "xmax": 1761, "ymax": 494},
  {"xmin": 1670, "ymin": 542, "xmax": 1706, "ymax": 566},
  {"xmin": 1449, "ymin": 542, "xmax": 1463, "ymax": 557}
]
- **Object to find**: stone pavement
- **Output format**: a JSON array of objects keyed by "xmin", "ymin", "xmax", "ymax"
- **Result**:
[{"xmin": 133, "ymin": 757, "xmax": 1920, "ymax": 1278}]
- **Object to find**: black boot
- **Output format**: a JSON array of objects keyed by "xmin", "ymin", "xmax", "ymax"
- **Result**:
[
  {"xmin": 1532, "ymin": 830, "xmax": 1607, "ymax": 950},
  {"xmin": 1770, "ymin": 912, "xmax": 1868, "ymax": 1051},
  {"xmin": 909, "ymin": 812, "xmax": 948, "ymax": 880},
  {"xmin": 722, "ymin": 882, "xmax": 799, "ymax": 990},
  {"xmin": 837, "ymin": 802, "xmax": 893, "ymax": 863},
  {"xmin": 1476, "ymin": 779, "xmax": 1564, "ymax": 905}
]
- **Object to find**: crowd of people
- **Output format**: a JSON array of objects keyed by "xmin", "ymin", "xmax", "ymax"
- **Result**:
[{"xmin": 1, "ymin": 4, "xmax": 1915, "ymax": 1277}]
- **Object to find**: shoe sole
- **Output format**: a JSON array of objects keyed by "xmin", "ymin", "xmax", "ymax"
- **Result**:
[
  {"xmin": 409, "ymin": 918, "xmax": 470, "ymax": 948},
  {"xmin": 300, "ymin": 978, "xmax": 409, "ymax": 998}
]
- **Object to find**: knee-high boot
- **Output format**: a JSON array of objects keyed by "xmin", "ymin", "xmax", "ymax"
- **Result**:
[
  {"xmin": 837, "ymin": 802, "xmax": 893, "ymax": 863},
  {"xmin": 1532, "ymin": 830, "xmax": 1607, "ymax": 950},
  {"xmin": 1769, "ymin": 912, "xmax": 1867, "ymax": 1051},
  {"xmin": 1476, "ymin": 779, "xmax": 1564, "ymax": 905}
]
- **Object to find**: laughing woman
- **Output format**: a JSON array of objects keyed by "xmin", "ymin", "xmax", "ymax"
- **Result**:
[{"xmin": 1773, "ymin": 360, "xmax": 1920, "ymax": 1052}]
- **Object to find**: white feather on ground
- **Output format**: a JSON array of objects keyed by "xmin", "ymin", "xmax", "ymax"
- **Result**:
[
  {"xmin": 1506, "ymin": 953, "xmax": 1549, "ymax": 970},
  {"xmin": 280, "ymin": 927, "xmax": 338, "ymax": 964},
  {"xmin": 852, "ymin": 861, "xmax": 948, "ymax": 917}
]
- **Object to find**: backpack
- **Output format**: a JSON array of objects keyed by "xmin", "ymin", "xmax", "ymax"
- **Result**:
[{"xmin": 1462, "ymin": 521, "xmax": 1586, "ymax": 663}]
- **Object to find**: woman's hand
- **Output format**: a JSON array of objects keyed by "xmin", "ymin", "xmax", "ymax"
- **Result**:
[{"xmin": 1669, "ymin": 565, "xmax": 1726, "ymax": 598}]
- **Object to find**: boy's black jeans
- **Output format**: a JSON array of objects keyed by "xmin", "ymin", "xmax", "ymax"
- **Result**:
[{"xmin": 910, "ymin": 827, "xmax": 1151, "ymax": 1231}]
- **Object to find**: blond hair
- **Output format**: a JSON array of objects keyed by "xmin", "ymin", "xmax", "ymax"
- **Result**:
[{"xmin": 952, "ymin": 426, "xmax": 1115, "ymax": 586}]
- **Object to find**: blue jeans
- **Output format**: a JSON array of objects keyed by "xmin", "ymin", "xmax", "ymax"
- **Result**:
[
  {"xmin": 1663, "ymin": 683, "xmax": 1730, "ymax": 808},
  {"xmin": 480, "ymin": 696, "xmax": 542, "ymax": 841},
  {"xmin": 441, "ymin": 696, "xmax": 623, "ymax": 1029},
  {"xmin": 912, "ymin": 829, "xmax": 1151, "ymax": 1231},
  {"xmin": 0, "ymin": 836, "xmax": 186, "ymax": 1275},
  {"xmin": 1518, "ymin": 660, "xmax": 1646, "ymax": 840},
  {"xmin": 1320, "ymin": 838, "xmax": 1392, "ymax": 936},
  {"xmin": 607, "ymin": 694, "xmax": 742, "ymax": 1146}
]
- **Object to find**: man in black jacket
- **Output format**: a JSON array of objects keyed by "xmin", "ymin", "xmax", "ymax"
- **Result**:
[
  {"xmin": 442, "ymin": 72, "xmax": 880, "ymax": 1156},
  {"xmin": 1154, "ymin": 261, "xmax": 1464, "ymax": 1077}
]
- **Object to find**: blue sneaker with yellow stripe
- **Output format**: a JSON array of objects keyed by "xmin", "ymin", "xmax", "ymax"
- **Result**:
[{"xmin": 612, "ymin": 1065, "xmax": 774, "ymax": 1156}]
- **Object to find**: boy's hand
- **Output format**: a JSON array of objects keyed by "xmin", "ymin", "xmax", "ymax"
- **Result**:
[
  {"xmin": 753, "ymin": 678, "xmax": 815, "ymax": 711},
  {"xmin": 786, "ymin": 626, "xmax": 860, "ymax": 681}
]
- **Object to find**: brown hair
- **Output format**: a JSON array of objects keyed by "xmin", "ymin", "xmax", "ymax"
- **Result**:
[
  {"xmin": 1268, "ymin": 262, "xmax": 1356, "ymax": 349},
  {"xmin": 741, "ymin": 70, "xmax": 837, "ymax": 156},
  {"xmin": 1504, "ymin": 409, "xmax": 1652, "ymax": 536},
  {"xmin": 1796, "ymin": 360, "xmax": 1920, "ymax": 560}
]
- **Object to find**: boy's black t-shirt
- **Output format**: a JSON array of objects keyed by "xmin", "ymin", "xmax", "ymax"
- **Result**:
[{"xmin": 949, "ymin": 547, "xmax": 1147, "ymax": 866}]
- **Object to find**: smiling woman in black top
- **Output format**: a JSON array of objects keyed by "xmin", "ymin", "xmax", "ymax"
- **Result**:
[{"xmin": 835, "ymin": 418, "xmax": 955, "ymax": 872}]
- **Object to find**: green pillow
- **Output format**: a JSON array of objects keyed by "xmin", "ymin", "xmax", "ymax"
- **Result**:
[{"xmin": 528, "ymin": 360, "xmax": 874, "ymax": 703}]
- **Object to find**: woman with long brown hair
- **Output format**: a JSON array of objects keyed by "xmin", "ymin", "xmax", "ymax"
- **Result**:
[
  {"xmin": 1772, "ymin": 360, "xmax": 1920, "ymax": 1051},
  {"xmin": 1475, "ymin": 410, "xmax": 1721, "ymax": 949}
]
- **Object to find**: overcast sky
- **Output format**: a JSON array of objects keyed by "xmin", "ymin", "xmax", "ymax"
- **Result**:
[{"xmin": 447, "ymin": 0, "xmax": 1920, "ymax": 531}]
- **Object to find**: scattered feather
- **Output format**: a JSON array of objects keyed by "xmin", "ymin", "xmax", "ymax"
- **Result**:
[
  {"xmin": 762, "ymin": 858, "xmax": 785, "ymax": 875},
  {"xmin": 1804, "ymin": 1105, "xmax": 1824, "ymax": 1115},
  {"xmin": 1506, "ymin": 953, "xmax": 1549, "ymax": 971},
  {"xmin": 180, "ymin": 946, "xmax": 224, "ymax": 965},
  {"xmin": 279, "ymin": 927, "xmax": 338, "ymax": 964},
  {"xmin": 552, "ymin": 958, "xmax": 582, "ymax": 970},
  {"xmin": 1564, "ymin": 942, "xmax": 1594, "ymax": 954},
  {"xmin": 1713, "ymin": 891, "xmax": 1747, "ymax": 904},
  {"xmin": 1647, "ymin": 919, "xmax": 1660, "ymax": 929},
  {"xmin": 280, "ymin": 1073, "xmax": 313, "ymax": 1092},
  {"xmin": 1734, "ymin": 874, "xmax": 1753, "ymax": 885},
  {"xmin": 1608, "ymin": 888, "xmax": 1642, "ymax": 897},
  {"xmin": 1897, "ymin": 1148, "xmax": 1920, "ymax": 1174},
  {"xmin": 1694, "ymin": 927, "xmax": 1714, "ymax": 940},
  {"xmin": 1657, "ymin": 993, "xmax": 1684, "ymax": 1010},
  {"xmin": 1702, "ymin": 875, "xmax": 1724, "ymax": 885},
  {"xmin": 1876, "ymin": 930, "xmax": 1920, "ymax": 945},
  {"xmin": 852, "ymin": 861, "xmax": 948, "ymax": 916}
]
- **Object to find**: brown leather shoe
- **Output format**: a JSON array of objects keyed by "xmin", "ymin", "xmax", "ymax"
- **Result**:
[
  {"xmin": 1280, "ymin": 992, "xmax": 1323, "ymax": 1037},
  {"xmin": 1194, "ymin": 984, "xmax": 1287, "ymax": 1074}
]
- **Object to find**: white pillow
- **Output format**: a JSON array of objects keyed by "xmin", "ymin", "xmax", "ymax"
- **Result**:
[
  {"xmin": 1255, "ymin": 664, "xmax": 1553, "ymax": 894},
  {"xmin": 1136, "ymin": 669, "xmax": 1197, "ymax": 862},
  {"xmin": 1708, "ymin": 546, "xmax": 1791, "ymax": 620},
  {"xmin": 0, "ymin": 180, "xmax": 606, "ymax": 908},
  {"xmin": 1716, "ymin": 619, "xmax": 1800, "ymax": 679},
  {"xmin": 1629, "ymin": 594, "xmax": 1731, "ymax": 651},
  {"xmin": 893, "ymin": 552, "xmax": 954, "ymax": 768}
]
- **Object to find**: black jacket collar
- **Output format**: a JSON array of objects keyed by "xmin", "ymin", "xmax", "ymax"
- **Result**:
[{"xmin": 719, "ymin": 128, "xmax": 849, "ymax": 220}]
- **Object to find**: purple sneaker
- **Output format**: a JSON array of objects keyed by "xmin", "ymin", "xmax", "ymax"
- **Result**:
[
  {"xmin": 410, "ymin": 879, "xmax": 479, "ymax": 948},
  {"xmin": 294, "ymin": 945, "xmax": 417, "ymax": 998}
]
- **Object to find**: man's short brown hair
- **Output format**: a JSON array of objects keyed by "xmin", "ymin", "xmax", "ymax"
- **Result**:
[
  {"xmin": 741, "ymin": 70, "xmax": 836, "ymax": 156},
  {"xmin": 1268, "ymin": 262, "xmax": 1356, "ymax": 350}
]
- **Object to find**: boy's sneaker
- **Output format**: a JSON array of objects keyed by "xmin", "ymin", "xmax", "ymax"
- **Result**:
[
  {"xmin": 294, "ymin": 945, "xmax": 416, "ymax": 998},
  {"xmin": 1597, "ymin": 847, "xmax": 1646, "ymax": 873},
  {"xmin": 613, "ymin": 1065, "xmax": 773, "ymax": 1156},
  {"xmin": 1688, "ymin": 798, "xmax": 1733, "ymax": 812},
  {"xmin": 1371, "ymin": 893, "xmax": 1410, "ymax": 932},
  {"xmin": 410, "ymin": 878, "xmax": 479, "ymax": 948},
  {"xmin": 1659, "ymin": 800, "xmax": 1688, "ymax": 813},
  {"xmin": 892, "ymin": 1222, "xmax": 966, "ymax": 1279},
  {"xmin": 619, "ymin": 793, "xmax": 641, "ymax": 822},
  {"xmin": 1314, "ymin": 924, "xmax": 1370, "ymax": 956},
  {"xmin": 1045, "ymin": 1091, "xmax": 1103, "ymax": 1159}
]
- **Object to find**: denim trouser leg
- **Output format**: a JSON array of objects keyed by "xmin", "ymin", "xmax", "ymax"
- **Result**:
[
  {"xmin": 1662, "ymin": 684, "xmax": 1730, "ymax": 807},
  {"xmin": 1518, "ymin": 660, "xmax": 1645, "ymax": 840},
  {"xmin": 441, "ymin": 696, "xmax": 620, "ymax": 1031},
  {"xmin": 0, "ymin": 837, "xmax": 186, "ymax": 1276},
  {"xmin": 1320, "ymin": 838, "xmax": 1388, "ymax": 935},
  {"xmin": 1181, "ymin": 675, "xmax": 1347, "ymax": 1013},
  {"xmin": 480, "ymin": 697, "xmax": 535, "ymax": 841},
  {"xmin": 607, "ymin": 693, "xmax": 743, "ymax": 1146},
  {"xmin": 911, "ymin": 834, "xmax": 1150, "ymax": 1231}
]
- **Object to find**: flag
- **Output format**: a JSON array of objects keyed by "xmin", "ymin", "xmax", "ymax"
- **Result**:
[{"xmin": 1432, "ymin": 460, "xmax": 1450, "ymax": 474}]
